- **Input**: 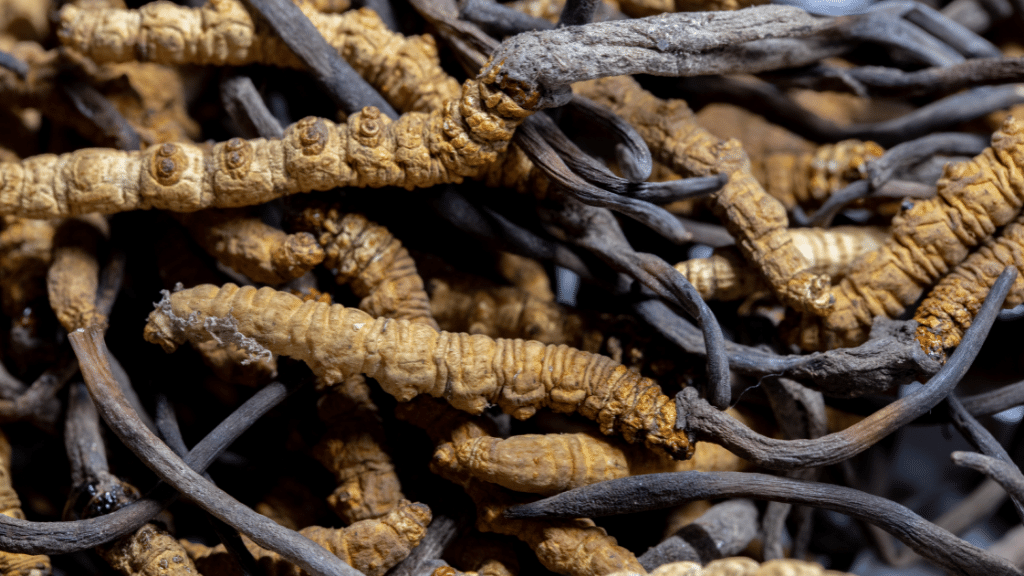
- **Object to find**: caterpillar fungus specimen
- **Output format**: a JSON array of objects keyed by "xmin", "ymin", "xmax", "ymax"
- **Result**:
[
  {"xmin": 675, "ymin": 226, "xmax": 888, "ymax": 302},
  {"xmin": 573, "ymin": 76, "xmax": 834, "ymax": 317},
  {"xmin": 792, "ymin": 115, "xmax": 1024, "ymax": 350},
  {"xmin": 406, "ymin": 397, "xmax": 645, "ymax": 576},
  {"xmin": 179, "ymin": 500, "xmax": 432, "ymax": 576},
  {"xmin": 57, "ymin": 1, "xmax": 459, "ymax": 114},
  {"xmin": 175, "ymin": 208, "xmax": 325, "ymax": 286},
  {"xmin": 914, "ymin": 213, "xmax": 1024, "ymax": 358},
  {"xmin": 0, "ymin": 429, "xmax": 51, "ymax": 576},
  {"xmin": 606, "ymin": 557, "xmax": 854, "ymax": 575},
  {"xmin": 143, "ymin": 283, "xmax": 692, "ymax": 459},
  {"xmin": 46, "ymin": 214, "xmax": 109, "ymax": 332},
  {"xmin": 757, "ymin": 140, "xmax": 885, "ymax": 210},
  {"xmin": 0, "ymin": 65, "xmax": 531, "ymax": 218},
  {"xmin": 71, "ymin": 475, "xmax": 200, "ymax": 576},
  {"xmin": 289, "ymin": 205, "xmax": 437, "ymax": 522},
  {"xmin": 432, "ymin": 428, "xmax": 748, "ymax": 496}
]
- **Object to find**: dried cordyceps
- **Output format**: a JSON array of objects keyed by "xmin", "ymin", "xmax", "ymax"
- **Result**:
[
  {"xmin": 757, "ymin": 140, "xmax": 886, "ymax": 211},
  {"xmin": 86, "ymin": 61, "xmax": 200, "ymax": 146},
  {"xmin": 181, "ymin": 501, "xmax": 431, "ymax": 576},
  {"xmin": 46, "ymin": 214, "xmax": 109, "ymax": 332},
  {"xmin": 443, "ymin": 532, "xmax": 519, "ymax": 576},
  {"xmin": 289, "ymin": 205, "xmax": 435, "ymax": 522},
  {"xmin": 0, "ymin": 429, "xmax": 50, "ymax": 576},
  {"xmin": 58, "ymin": 2, "xmax": 460, "ymax": 114},
  {"xmin": 313, "ymin": 374, "xmax": 407, "ymax": 523},
  {"xmin": 495, "ymin": 251, "xmax": 553, "ymax": 302},
  {"xmin": 144, "ymin": 283, "xmax": 691, "ymax": 458},
  {"xmin": 0, "ymin": 216, "xmax": 54, "ymax": 318},
  {"xmin": 0, "ymin": 72, "xmax": 531, "ymax": 218},
  {"xmin": 607, "ymin": 557, "xmax": 853, "ymax": 576},
  {"xmin": 154, "ymin": 221, "xmax": 278, "ymax": 386},
  {"xmin": 72, "ymin": 476, "xmax": 200, "ymax": 576},
  {"xmin": 915, "ymin": 216, "xmax": 1024, "ymax": 358},
  {"xmin": 574, "ymin": 76, "xmax": 833, "ymax": 316},
  {"xmin": 176, "ymin": 208, "xmax": 325, "ymax": 286},
  {"xmin": 432, "ymin": 427, "xmax": 748, "ymax": 495},
  {"xmin": 429, "ymin": 279, "xmax": 575, "ymax": 345},
  {"xmin": 616, "ymin": 0, "xmax": 764, "ymax": 17},
  {"xmin": 793, "ymin": 115, "xmax": 1024, "ymax": 350},
  {"xmin": 289, "ymin": 205, "xmax": 436, "ymax": 327},
  {"xmin": 675, "ymin": 226, "xmax": 888, "ymax": 302}
]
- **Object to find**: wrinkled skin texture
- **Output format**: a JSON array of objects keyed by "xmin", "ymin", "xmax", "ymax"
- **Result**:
[{"xmin": 144, "ymin": 284, "xmax": 690, "ymax": 459}]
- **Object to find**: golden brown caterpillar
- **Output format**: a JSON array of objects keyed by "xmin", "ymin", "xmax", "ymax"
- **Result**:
[
  {"xmin": 72, "ymin": 472, "xmax": 200, "ymax": 576},
  {"xmin": 914, "ymin": 216, "xmax": 1024, "ymax": 358},
  {"xmin": 289, "ymin": 206, "xmax": 437, "ymax": 327},
  {"xmin": 432, "ymin": 428, "xmax": 748, "ymax": 496},
  {"xmin": 607, "ymin": 557, "xmax": 854, "ymax": 576},
  {"xmin": 0, "ymin": 72, "xmax": 531, "ymax": 218},
  {"xmin": 793, "ymin": 116, "xmax": 1024, "ymax": 350},
  {"xmin": 444, "ymin": 532, "xmax": 519, "ymax": 576},
  {"xmin": 757, "ymin": 140, "xmax": 885, "ymax": 210},
  {"xmin": 180, "ymin": 500, "xmax": 432, "ymax": 576},
  {"xmin": 504, "ymin": 0, "xmax": 623, "ymax": 22},
  {"xmin": 154, "ymin": 221, "xmax": 278, "ymax": 386},
  {"xmin": 0, "ymin": 429, "xmax": 51, "ymax": 576},
  {"xmin": 440, "ymin": 470, "xmax": 646, "ymax": 576},
  {"xmin": 313, "ymin": 374, "xmax": 407, "ymax": 523},
  {"xmin": 57, "ymin": 2, "xmax": 459, "ymax": 114},
  {"xmin": 0, "ymin": 39, "xmax": 196, "ymax": 148},
  {"xmin": 88, "ymin": 61, "xmax": 200, "ymax": 146},
  {"xmin": 496, "ymin": 251, "xmax": 553, "ymax": 302},
  {"xmin": 405, "ymin": 395, "xmax": 643, "ymax": 576},
  {"xmin": 675, "ymin": 226, "xmax": 888, "ymax": 302},
  {"xmin": 0, "ymin": 216, "xmax": 54, "ymax": 318},
  {"xmin": 617, "ymin": 0, "xmax": 766, "ymax": 18},
  {"xmin": 574, "ymin": 76, "xmax": 833, "ymax": 316},
  {"xmin": 429, "ymin": 279, "xmax": 576, "ymax": 345},
  {"xmin": 175, "ymin": 208, "xmax": 324, "ymax": 286},
  {"xmin": 46, "ymin": 214, "xmax": 108, "ymax": 332},
  {"xmin": 289, "ymin": 205, "xmax": 435, "ymax": 523},
  {"xmin": 143, "ymin": 283, "xmax": 690, "ymax": 459},
  {"xmin": 308, "ymin": 0, "xmax": 353, "ymax": 12}
]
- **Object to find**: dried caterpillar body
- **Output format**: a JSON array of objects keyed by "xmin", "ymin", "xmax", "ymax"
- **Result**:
[
  {"xmin": 46, "ymin": 214, "xmax": 109, "ymax": 332},
  {"xmin": 0, "ymin": 73, "xmax": 532, "ymax": 218},
  {"xmin": 180, "ymin": 500, "xmax": 432, "ymax": 576},
  {"xmin": 607, "ymin": 557, "xmax": 854, "ymax": 576},
  {"xmin": 176, "ymin": 208, "xmax": 324, "ymax": 286},
  {"xmin": 308, "ymin": 0, "xmax": 353, "ymax": 12},
  {"xmin": 795, "ymin": 116, "xmax": 1024, "ymax": 350},
  {"xmin": 314, "ymin": 374, "xmax": 406, "ymax": 523},
  {"xmin": 433, "ymin": 428, "xmax": 748, "ymax": 496},
  {"xmin": 412, "ymin": 397, "xmax": 644, "ymax": 576},
  {"xmin": 289, "ymin": 206, "xmax": 437, "ymax": 328},
  {"xmin": 71, "ymin": 474, "xmax": 200, "ymax": 576},
  {"xmin": 504, "ymin": 0, "xmax": 623, "ymax": 22},
  {"xmin": 144, "ymin": 284, "xmax": 691, "ymax": 458},
  {"xmin": 573, "ymin": 76, "xmax": 833, "ymax": 316},
  {"xmin": 439, "ymin": 471, "xmax": 645, "ymax": 576},
  {"xmin": 92, "ymin": 62, "xmax": 200, "ymax": 146},
  {"xmin": 496, "ymin": 252, "xmax": 553, "ymax": 302},
  {"xmin": 429, "ymin": 279, "xmax": 576, "ymax": 345},
  {"xmin": 58, "ymin": 2, "xmax": 460, "ymax": 113},
  {"xmin": 0, "ymin": 216, "xmax": 54, "ymax": 318},
  {"xmin": 0, "ymin": 429, "xmax": 51, "ymax": 576},
  {"xmin": 675, "ymin": 226, "xmax": 888, "ymax": 302},
  {"xmin": 757, "ymin": 140, "xmax": 885, "ymax": 210},
  {"xmin": 617, "ymin": 0, "xmax": 766, "ymax": 18},
  {"xmin": 444, "ymin": 532, "xmax": 520, "ymax": 576},
  {"xmin": 288, "ymin": 206, "xmax": 435, "ymax": 522},
  {"xmin": 154, "ymin": 222, "xmax": 277, "ymax": 386},
  {"xmin": 914, "ymin": 216, "xmax": 1024, "ymax": 358}
]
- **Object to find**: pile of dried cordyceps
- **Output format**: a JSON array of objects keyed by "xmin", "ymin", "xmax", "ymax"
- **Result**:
[{"xmin": 2, "ymin": 0, "xmax": 1024, "ymax": 573}]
